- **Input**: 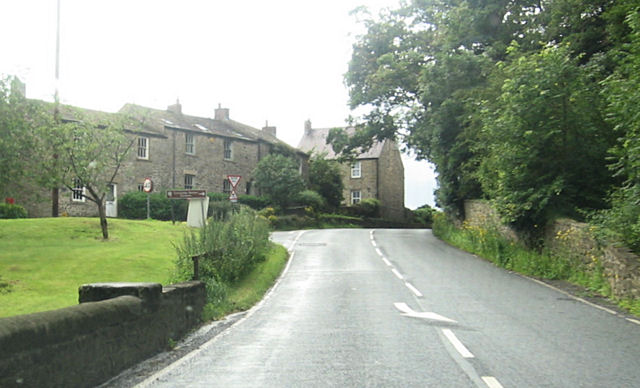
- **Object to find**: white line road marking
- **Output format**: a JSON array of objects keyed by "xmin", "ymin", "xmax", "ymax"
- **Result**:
[
  {"xmin": 626, "ymin": 318, "xmax": 640, "ymax": 325},
  {"xmin": 528, "ymin": 277, "xmax": 618, "ymax": 315},
  {"xmin": 442, "ymin": 329, "xmax": 474, "ymax": 358},
  {"xmin": 375, "ymin": 247, "xmax": 383, "ymax": 257},
  {"xmin": 371, "ymin": 240, "xmax": 377, "ymax": 247},
  {"xmin": 404, "ymin": 282, "xmax": 423, "ymax": 297},
  {"xmin": 482, "ymin": 376, "xmax": 504, "ymax": 388},
  {"xmin": 381, "ymin": 257, "xmax": 392, "ymax": 267},
  {"xmin": 391, "ymin": 268, "xmax": 404, "ymax": 280},
  {"xmin": 394, "ymin": 303, "xmax": 457, "ymax": 323}
]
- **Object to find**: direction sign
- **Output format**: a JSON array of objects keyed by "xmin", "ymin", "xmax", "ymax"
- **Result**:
[{"xmin": 167, "ymin": 190, "xmax": 207, "ymax": 199}]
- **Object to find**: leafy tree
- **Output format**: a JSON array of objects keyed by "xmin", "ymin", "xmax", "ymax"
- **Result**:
[
  {"xmin": 0, "ymin": 76, "xmax": 51, "ymax": 200},
  {"xmin": 253, "ymin": 153, "xmax": 304, "ymax": 208},
  {"xmin": 55, "ymin": 110, "xmax": 137, "ymax": 239},
  {"xmin": 308, "ymin": 153, "xmax": 344, "ymax": 209},
  {"xmin": 477, "ymin": 44, "xmax": 615, "ymax": 229}
]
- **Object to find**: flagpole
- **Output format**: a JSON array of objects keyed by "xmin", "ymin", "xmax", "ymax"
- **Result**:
[{"xmin": 52, "ymin": 0, "xmax": 61, "ymax": 217}]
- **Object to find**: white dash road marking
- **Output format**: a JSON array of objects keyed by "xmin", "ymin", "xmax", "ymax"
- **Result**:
[
  {"xmin": 375, "ymin": 247, "xmax": 383, "ymax": 257},
  {"xmin": 482, "ymin": 376, "xmax": 504, "ymax": 388},
  {"xmin": 381, "ymin": 257, "xmax": 392, "ymax": 267},
  {"xmin": 442, "ymin": 329, "xmax": 474, "ymax": 358},
  {"xmin": 391, "ymin": 268, "xmax": 404, "ymax": 280},
  {"xmin": 371, "ymin": 240, "xmax": 377, "ymax": 247},
  {"xmin": 404, "ymin": 281, "xmax": 423, "ymax": 297}
]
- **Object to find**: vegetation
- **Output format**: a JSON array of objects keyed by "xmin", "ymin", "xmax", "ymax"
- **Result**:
[
  {"xmin": 253, "ymin": 154, "xmax": 305, "ymax": 208},
  {"xmin": 0, "ymin": 218, "xmax": 187, "ymax": 318},
  {"xmin": 0, "ymin": 203, "xmax": 27, "ymax": 219},
  {"xmin": 432, "ymin": 213, "xmax": 640, "ymax": 316},
  {"xmin": 338, "ymin": 0, "xmax": 640, "ymax": 247},
  {"xmin": 308, "ymin": 153, "xmax": 344, "ymax": 210}
]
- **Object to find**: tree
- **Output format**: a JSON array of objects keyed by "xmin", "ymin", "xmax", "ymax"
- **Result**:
[
  {"xmin": 0, "ymin": 76, "xmax": 51, "ymax": 201},
  {"xmin": 477, "ymin": 44, "xmax": 615, "ymax": 230},
  {"xmin": 55, "ymin": 109, "xmax": 136, "ymax": 239},
  {"xmin": 308, "ymin": 153, "xmax": 344, "ymax": 210},
  {"xmin": 253, "ymin": 154, "xmax": 304, "ymax": 208}
]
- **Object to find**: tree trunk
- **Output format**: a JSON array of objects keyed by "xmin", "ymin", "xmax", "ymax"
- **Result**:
[{"xmin": 97, "ymin": 200, "xmax": 109, "ymax": 240}]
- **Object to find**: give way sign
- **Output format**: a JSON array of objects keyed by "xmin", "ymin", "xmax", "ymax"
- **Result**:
[{"xmin": 227, "ymin": 175, "xmax": 241, "ymax": 202}]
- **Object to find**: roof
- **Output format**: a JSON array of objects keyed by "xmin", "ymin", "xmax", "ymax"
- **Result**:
[
  {"xmin": 297, "ymin": 127, "xmax": 385, "ymax": 160},
  {"xmin": 118, "ymin": 103, "xmax": 294, "ymax": 149}
]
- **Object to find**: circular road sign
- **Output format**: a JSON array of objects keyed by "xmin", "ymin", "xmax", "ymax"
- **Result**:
[{"xmin": 143, "ymin": 178, "xmax": 153, "ymax": 193}]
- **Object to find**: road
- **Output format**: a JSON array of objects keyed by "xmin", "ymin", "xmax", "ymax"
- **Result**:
[{"xmin": 138, "ymin": 229, "xmax": 640, "ymax": 387}]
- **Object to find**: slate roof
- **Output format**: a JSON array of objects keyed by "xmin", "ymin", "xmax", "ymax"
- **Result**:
[
  {"xmin": 118, "ymin": 103, "xmax": 293, "ymax": 149},
  {"xmin": 297, "ymin": 127, "xmax": 385, "ymax": 160}
]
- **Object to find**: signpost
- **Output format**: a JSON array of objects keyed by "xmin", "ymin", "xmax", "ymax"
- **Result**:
[
  {"xmin": 227, "ymin": 175, "xmax": 241, "ymax": 203},
  {"xmin": 143, "ymin": 178, "xmax": 153, "ymax": 219},
  {"xmin": 167, "ymin": 189, "xmax": 208, "ymax": 227}
]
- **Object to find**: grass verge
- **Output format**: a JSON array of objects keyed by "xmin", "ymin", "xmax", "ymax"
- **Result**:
[
  {"xmin": 0, "ymin": 217, "xmax": 188, "ymax": 318},
  {"xmin": 201, "ymin": 242, "xmax": 288, "ymax": 321},
  {"xmin": 432, "ymin": 213, "xmax": 640, "ymax": 316}
]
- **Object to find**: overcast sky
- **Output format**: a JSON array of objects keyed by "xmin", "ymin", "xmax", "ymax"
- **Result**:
[{"xmin": 1, "ymin": 0, "xmax": 437, "ymax": 208}]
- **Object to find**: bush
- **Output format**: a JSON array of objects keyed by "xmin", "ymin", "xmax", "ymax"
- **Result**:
[
  {"xmin": 412, "ymin": 205, "xmax": 435, "ymax": 226},
  {"xmin": 119, "ymin": 191, "xmax": 188, "ymax": 221},
  {"xmin": 0, "ymin": 203, "xmax": 27, "ymax": 219},
  {"xmin": 175, "ymin": 206, "xmax": 271, "ymax": 283},
  {"xmin": 238, "ymin": 195, "xmax": 270, "ymax": 210},
  {"xmin": 352, "ymin": 198, "xmax": 381, "ymax": 218},
  {"xmin": 295, "ymin": 190, "xmax": 326, "ymax": 211}
]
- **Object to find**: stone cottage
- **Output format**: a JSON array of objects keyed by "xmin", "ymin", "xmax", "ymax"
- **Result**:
[
  {"xmin": 24, "ymin": 101, "xmax": 307, "ymax": 217},
  {"xmin": 297, "ymin": 120, "xmax": 405, "ymax": 221}
]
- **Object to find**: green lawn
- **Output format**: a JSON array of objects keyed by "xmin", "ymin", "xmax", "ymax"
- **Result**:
[{"xmin": 0, "ymin": 217, "xmax": 188, "ymax": 318}]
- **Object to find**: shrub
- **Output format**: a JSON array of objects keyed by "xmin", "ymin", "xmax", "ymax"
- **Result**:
[
  {"xmin": 0, "ymin": 203, "xmax": 27, "ymax": 219},
  {"xmin": 352, "ymin": 198, "xmax": 381, "ymax": 218},
  {"xmin": 238, "ymin": 195, "xmax": 270, "ymax": 210},
  {"xmin": 412, "ymin": 205, "xmax": 435, "ymax": 226},
  {"xmin": 119, "ymin": 191, "xmax": 187, "ymax": 221},
  {"xmin": 208, "ymin": 192, "xmax": 228, "ymax": 202},
  {"xmin": 175, "ymin": 206, "xmax": 271, "ymax": 283},
  {"xmin": 295, "ymin": 190, "xmax": 326, "ymax": 211}
]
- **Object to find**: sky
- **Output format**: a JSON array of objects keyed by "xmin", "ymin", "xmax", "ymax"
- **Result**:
[{"xmin": 1, "ymin": 0, "xmax": 438, "ymax": 209}]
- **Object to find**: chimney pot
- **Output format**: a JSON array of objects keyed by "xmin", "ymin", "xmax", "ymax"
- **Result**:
[{"xmin": 167, "ymin": 99, "xmax": 182, "ymax": 115}]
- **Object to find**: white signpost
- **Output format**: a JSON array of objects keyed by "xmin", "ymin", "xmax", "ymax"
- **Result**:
[
  {"xmin": 167, "ymin": 189, "xmax": 209, "ymax": 228},
  {"xmin": 143, "ymin": 178, "xmax": 153, "ymax": 219},
  {"xmin": 227, "ymin": 175, "xmax": 241, "ymax": 203}
]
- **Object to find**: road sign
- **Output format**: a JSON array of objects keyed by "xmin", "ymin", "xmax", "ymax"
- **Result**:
[
  {"xmin": 167, "ymin": 190, "xmax": 207, "ymax": 199},
  {"xmin": 142, "ymin": 178, "xmax": 153, "ymax": 193},
  {"xmin": 227, "ymin": 175, "xmax": 241, "ymax": 203}
]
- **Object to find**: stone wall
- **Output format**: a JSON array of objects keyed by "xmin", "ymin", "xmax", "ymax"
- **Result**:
[
  {"xmin": 464, "ymin": 199, "xmax": 640, "ymax": 300},
  {"xmin": 0, "ymin": 281, "xmax": 205, "ymax": 388}
]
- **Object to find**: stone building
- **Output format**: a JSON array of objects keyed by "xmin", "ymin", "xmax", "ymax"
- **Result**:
[
  {"xmin": 297, "ymin": 121, "xmax": 405, "ymax": 221},
  {"xmin": 24, "ymin": 101, "xmax": 307, "ymax": 218}
]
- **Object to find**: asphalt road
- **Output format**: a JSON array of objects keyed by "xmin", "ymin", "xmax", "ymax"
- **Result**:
[{"xmin": 136, "ymin": 229, "xmax": 640, "ymax": 387}]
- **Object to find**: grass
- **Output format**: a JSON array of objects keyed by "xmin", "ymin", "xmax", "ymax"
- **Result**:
[
  {"xmin": 432, "ymin": 214, "xmax": 640, "ymax": 316},
  {"xmin": 0, "ymin": 217, "xmax": 188, "ymax": 318},
  {"xmin": 202, "ymin": 242, "xmax": 289, "ymax": 320}
]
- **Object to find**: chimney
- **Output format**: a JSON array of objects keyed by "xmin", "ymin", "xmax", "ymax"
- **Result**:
[
  {"xmin": 215, "ymin": 103, "xmax": 229, "ymax": 120},
  {"xmin": 167, "ymin": 98, "xmax": 182, "ymax": 115},
  {"xmin": 262, "ymin": 120, "xmax": 277, "ymax": 137},
  {"xmin": 304, "ymin": 119, "xmax": 312, "ymax": 135}
]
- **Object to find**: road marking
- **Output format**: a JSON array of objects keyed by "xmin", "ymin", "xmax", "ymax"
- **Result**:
[
  {"xmin": 626, "ymin": 318, "xmax": 640, "ymax": 325},
  {"xmin": 375, "ymin": 247, "xmax": 383, "ymax": 257},
  {"xmin": 482, "ymin": 376, "xmax": 504, "ymax": 388},
  {"xmin": 404, "ymin": 281, "xmax": 423, "ymax": 297},
  {"xmin": 391, "ymin": 268, "xmax": 404, "ymax": 280},
  {"xmin": 371, "ymin": 240, "xmax": 377, "ymax": 247},
  {"xmin": 442, "ymin": 329, "xmax": 474, "ymax": 358},
  {"xmin": 528, "ymin": 277, "xmax": 618, "ymax": 315},
  {"xmin": 394, "ymin": 302, "xmax": 457, "ymax": 323},
  {"xmin": 381, "ymin": 256, "xmax": 392, "ymax": 267}
]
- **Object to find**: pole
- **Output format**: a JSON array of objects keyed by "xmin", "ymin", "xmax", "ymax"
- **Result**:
[
  {"xmin": 146, "ymin": 193, "xmax": 150, "ymax": 219},
  {"xmin": 51, "ymin": 0, "xmax": 61, "ymax": 217}
]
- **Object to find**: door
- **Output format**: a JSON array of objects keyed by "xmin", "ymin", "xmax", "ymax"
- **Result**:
[{"xmin": 105, "ymin": 184, "xmax": 117, "ymax": 217}]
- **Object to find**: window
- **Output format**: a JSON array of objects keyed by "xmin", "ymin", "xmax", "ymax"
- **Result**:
[
  {"xmin": 137, "ymin": 137, "xmax": 149, "ymax": 159},
  {"xmin": 185, "ymin": 133, "xmax": 195, "ymax": 155},
  {"xmin": 137, "ymin": 184, "xmax": 144, "ymax": 192},
  {"xmin": 351, "ymin": 190, "xmax": 361, "ymax": 205},
  {"xmin": 223, "ymin": 179, "xmax": 232, "ymax": 194},
  {"xmin": 351, "ymin": 161, "xmax": 361, "ymax": 178},
  {"xmin": 224, "ymin": 139, "xmax": 232, "ymax": 160},
  {"xmin": 72, "ymin": 178, "xmax": 85, "ymax": 202},
  {"xmin": 184, "ymin": 174, "xmax": 195, "ymax": 189}
]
